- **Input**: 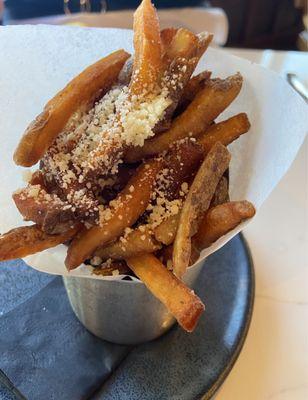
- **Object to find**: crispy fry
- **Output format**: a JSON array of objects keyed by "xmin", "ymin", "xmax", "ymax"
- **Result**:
[
  {"xmin": 95, "ymin": 226, "xmax": 161, "ymax": 260},
  {"xmin": 162, "ymin": 28, "xmax": 199, "ymax": 66},
  {"xmin": 155, "ymin": 31, "xmax": 212, "ymax": 133},
  {"xmin": 65, "ymin": 158, "xmax": 164, "ymax": 270},
  {"xmin": 164, "ymin": 139, "xmax": 204, "ymax": 198},
  {"xmin": 160, "ymin": 28, "xmax": 178, "ymax": 53},
  {"xmin": 176, "ymin": 71, "xmax": 212, "ymax": 114},
  {"xmin": 0, "ymin": 225, "xmax": 78, "ymax": 261},
  {"xmin": 13, "ymin": 185, "xmax": 76, "ymax": 234},
  {"xmin": 173, "ymin": 143, "xmax": 231, "ymax": 277},
  {"xmin": 95, "ymin": 213, "xmax": 178, "ymax": 261},
  {"xmin": 193, "ymin": 200, "xmax": 256, "ymax": 250},
  {"xmin": 125, "ymin": 73, "xmax": 242, "ymax": 163},
  {"xmin": 154, "ymin": 213, "xmax": 180, "ymax": 245},
  {"xmin": 130, "ymin": 0, "xmax": 163, "ymax": 95},
  {"xmin": 164, "ymin": 30, "xmax": 212, "ymax": 66},
  {"xmin": 210, "ymin": 176, "xmax": 229, "ymax": 207},
  {"xmin": 198, "ymin": 113, "xmax": 251, "ymax": 153},
  {"xmin": 83, "ymin": 0, "xmax": 164, "ymax": 176},
  {"xmin": 14, "ymin": 50, "xmax": 130, "ymax": 167},
  {"xmin": 126, "ymin": 253, "xmax": 205, "ymax": 332}
]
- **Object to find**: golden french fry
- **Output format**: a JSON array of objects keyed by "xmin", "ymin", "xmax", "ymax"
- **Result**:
[
  {"xmin": 176, "ymin": 71, "xmax": 212, "ymax": 114},
  {"xmin": 95, "ymin": 226, "xmax": 161, "ymax": 260},
  {"xmin": 130, "ymin": 0, "xmax": 163, "ymax": 95},
  {"xmin": 125, "ymin": 73, "xmax": 243, "ymax": 163},
  {"xmin": 126, "ymin": 253, "xmax": 205, "ymax": 332},
  {"xmin": 173, "ymin": 143, "xmax": 231, "ymax": 278},
  {"xmin": 12, "ymin": 185, "xmax": 76, "ymax": 234},
  {"xmin": 155, "ymin": 31, "xmax": 212, "ymax": 132},
  {"xmin": 162, "ymin": 28, "xmax": 199, "ymax": 66},
  {"xmin": 160, "ymin": 27, "xmax": 178, "ymax": 53},
  {"xmin": 65, "ymin": 158, "xmax": 164, "ymax": 270},
  {"xmin": 154, "ymin": 214, "xmax": 180, "ymax": 245},
  {"xmin": 164, "ymin": 139, "xmax": 204, "ymax": 198},
  {"xmin": 95, "ymin": 214, "xmax": 178, "ymax": 262},
  {"xmin": 198, "ymin": 113, "xmax": 251, "ymax": 153},
  {"xmin": 0, "ymin": 225, "xmax": 78, "ymax": 261},
  {"xmin": 162, "ymin": 29, "xmax": 212, "ymax": 67},
  {"xmin": 193, "ymin": 200, "xmax": 256, "ymax": 250},
  {"xmin": 83, "ymin": 1, "xmax": 164, "ymax": 176},
  {"xmin": 14, "ymin": 50, "xmax": 130, "ymax": 167}
]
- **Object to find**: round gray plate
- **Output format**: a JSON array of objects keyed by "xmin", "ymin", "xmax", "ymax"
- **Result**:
[
  {"xmin": 0, "ymin": 234, "xmax": 254, "ymax": 400},
  {"xmin": 93, "ymin": 234, "xmax": 255, "ymax": 400}
]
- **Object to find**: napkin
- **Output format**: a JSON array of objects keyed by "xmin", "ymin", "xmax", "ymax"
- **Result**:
[{"xmin": 0, "ymin": 25, "xmax": 306, "ymax": 280}]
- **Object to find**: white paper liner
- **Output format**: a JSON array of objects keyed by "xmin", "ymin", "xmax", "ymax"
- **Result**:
[{"xmin": 0, "ymin": 25, "xmax": 306, "ymax": 281}]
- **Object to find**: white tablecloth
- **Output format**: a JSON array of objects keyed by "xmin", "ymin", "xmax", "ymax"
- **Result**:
[{"xmin": 216, "ymin": 48, "xmax": 308, "ymax": 400}]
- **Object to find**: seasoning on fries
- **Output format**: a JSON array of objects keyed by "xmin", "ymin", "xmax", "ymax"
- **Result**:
[{"xmin": 0, "ymin": 0, "xmax": 255, "ymax": 332}]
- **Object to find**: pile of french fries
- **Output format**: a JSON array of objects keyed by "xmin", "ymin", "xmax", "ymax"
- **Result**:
[{"xmin": 0, "ymin": 0, "xmax": 255, "ymax": 332}]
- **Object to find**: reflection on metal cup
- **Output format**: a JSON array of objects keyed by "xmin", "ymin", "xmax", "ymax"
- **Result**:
[{"xmin": 63, "ymin": 259, "xmax": 204, "ymax": 344}]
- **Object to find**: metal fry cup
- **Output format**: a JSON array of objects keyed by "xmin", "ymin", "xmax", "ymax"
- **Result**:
[{"xmin": 63, "ymin": 260, "xmax": 204, "ymax": 345}]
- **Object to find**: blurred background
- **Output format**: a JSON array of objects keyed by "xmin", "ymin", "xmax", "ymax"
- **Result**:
[{"xmin": 0, "ymin": 0, "xmax": 307, "ymax": 50}]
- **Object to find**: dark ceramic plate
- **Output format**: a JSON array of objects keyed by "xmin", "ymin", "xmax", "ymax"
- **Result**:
[{"xmin": 0, "ymin": 234, "xmax": 254, "ymax": 400}]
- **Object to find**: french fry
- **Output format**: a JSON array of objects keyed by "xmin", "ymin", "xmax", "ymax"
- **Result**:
[
  {"xmin": 210, "ymin": 176, "xmax": 229, "ymax": 207},
  {"xmin": 164, "ymin": 139, "xmax": 204, "ymax": 198},
  {"xmin": 193, "ymin": 200, "xmax": 256, "ymax": 250},
  {"xmin": 162, "ymin": 28, "xmax": 199, "ymax": 66},
  {"xmin": 126, "ymin": 253, "xmax": 205, "ymax": 332},
  {"xmin": 162, "ymin": 30, "xmax": 212, "ymax": 66},
  {"xmin": 198, "ymin": 113, "xmax": 251, "ymax": 153},
  {"xmin": 155, "ymin": 31, "xmax": 212, "ymax": 133},
  {"xmin": 130, "ymin": 0, "xmax": 163, "ymax": 95},
  {"xmin": 13, "ymin": 185, "xmax": 76, "ymax": 234},
  {"xmin": 95, "ymin": 226, "xmax": 161, "ymax": 260},
  {"xmin": 154, "ymin": 213, "xmax": 180, "ymax": 245},
  {"xmin": 124, "ymin": 73, "xmax": 243, "ymax": 163},
  {"xmin": 160, "ymin": 28, "xmax": 178, "ymax": 53},
  {"xmin": 83, "ymin": 0, "xmax": 164, "ymax": 176},
  {"xmin": 173, "ymin": 143, "xmax": 231, "ymax": 278},
  {"xmin": 176, "ymin": 71, "xmax": 212, "ymax": 114},
  {"xmin": 94, "ymin": 213, "xmax": 178, "ymax": 261},
  {"xmin": 0, "ymin": 225, "xmax": 78, "ymax": 261},
  {"xmin": 65, "ymin": 158, "xmax": 164, "ymax": 270},
  {"xmin": 14, "ymin": 50, "xmax": 130, "ymax": 167}
]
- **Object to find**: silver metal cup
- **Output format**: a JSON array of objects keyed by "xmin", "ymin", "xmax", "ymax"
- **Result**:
[{"xmin": 63, "ymin": 259, "xmax": 204, "ymax": 345}]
